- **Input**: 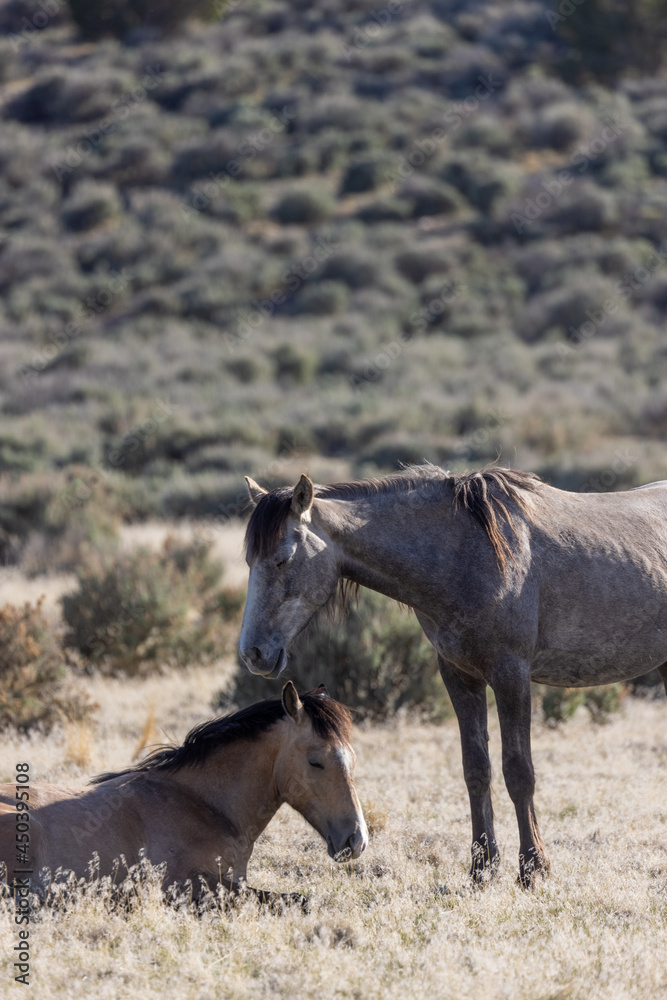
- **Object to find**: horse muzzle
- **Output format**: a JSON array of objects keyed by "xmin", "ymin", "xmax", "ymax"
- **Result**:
[
  {"xmin": 241, "ymin": 645, "xmax": 287, "ymax": 678},
  {"xmin": 327, "ymin": 826, "xmax": 368, "ymax": 862}
]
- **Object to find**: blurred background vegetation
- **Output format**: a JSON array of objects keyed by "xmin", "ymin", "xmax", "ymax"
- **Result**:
[{"xmin": 1, "ymin": 0, "xmax": 667, "ymax": 726}]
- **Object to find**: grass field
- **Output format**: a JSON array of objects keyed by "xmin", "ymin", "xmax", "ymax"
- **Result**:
[{"xmin": 2, "ymin": 650, "xmax": 666, "ymax": 999}]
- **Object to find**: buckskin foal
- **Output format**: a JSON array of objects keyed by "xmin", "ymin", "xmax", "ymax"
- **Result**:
[
  {"xmin": 238, "ymin": 465, "xmax": 667, "ymax": 885},
  {"xmin": 0, "ymin": 683, "xmax": 367, "ymax": 903}
]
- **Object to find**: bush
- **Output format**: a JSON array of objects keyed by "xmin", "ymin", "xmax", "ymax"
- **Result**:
[
  {"xmin": 62, "ymin": 183, "xmax": 122, "ymax": 233},
  {"xmin": 293, "ymin": 280, "xmax": 349, "ymax": 316},
  {"xmin": 0, "ymin": 600, "xmax": 91, "ymax": 733},
  {"xmin": 272, "ymin": 188, "xmax": 334, "ymax": 225},
  {"xmin": 6, "ymin": 69, "xmax": 134, "ymax": 125},
  {"xmin": 398, "ymin": 177, "xmax": 463, "ymax": 218},
  {"xmin": 538, "ymin": 684, "xmax": 626, "ymax": 726},
  {"xmin": 61, "ymin": 538, "xmax": 235, "ymax": 675},
  {"xmin": 220, "ymin": 589, "xmax": 452, "ymax": 722},
  {"xmin": 441, "ymin": 154, "xmax": 520, "ymax": 213},
  {"xmin": 320, "ymin": 250, "xmax": 380, "ymax": 289},
  {"xmin": 554, "ymin": 0, "xmax": 667, "ymax": 81},
  {"xmin": 340, "ymin": 156, "xmax": 391, "ymax": 195},
  {"xmin": 355, "ymin": 198, "xmax": 412, "ymax": 224},
  {"xmin": 67, "ymin": 0, "xmax": 220, "ymax": 41}
]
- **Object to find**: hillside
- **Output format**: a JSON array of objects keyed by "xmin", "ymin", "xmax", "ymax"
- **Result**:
[{"xmin": 1, "ymin": 0, "xmax": 667, "ymax": 565}]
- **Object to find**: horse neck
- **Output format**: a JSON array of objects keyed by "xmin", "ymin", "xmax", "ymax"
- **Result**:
[
  {"xmin": 317, "ymin": 487, "xmax": 452, "ymax": 607},
  {"xmin": 171, "ymin": 730, "xmax": 283, "ymax": 840}
]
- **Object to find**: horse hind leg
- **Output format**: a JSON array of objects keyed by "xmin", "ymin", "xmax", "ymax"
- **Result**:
[
  {"xmin": 438, "ymin": 658, "xmax": 500, "ymax": 882},
  {"xmin": 492, "ymin": 654, "xmax": 550, "ymax": 887}
]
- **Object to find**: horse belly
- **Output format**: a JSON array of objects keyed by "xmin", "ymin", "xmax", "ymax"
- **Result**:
[
  {"xmin": 533, "ymin": 534, "xmax": 667, "ymax": 686},
  {"xmin": 531, "ymin": 642, "xmax": 667, "ymax": 686},
  {"xmin": 532, "ymin": 611, "xmax": 667, "ymax": 686}
]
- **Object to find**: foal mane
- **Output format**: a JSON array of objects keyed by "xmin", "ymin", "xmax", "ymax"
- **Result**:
[
  {"xmin": 244, "ymin": 463, "xmax": 541, "ymax": 572},
  {"xmin": 91, "ymin": 690, "xmax": 352, "ymax": 783}
]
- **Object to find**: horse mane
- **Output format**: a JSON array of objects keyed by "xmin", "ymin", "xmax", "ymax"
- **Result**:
[
  {"xmin": 244, "ymin": 464, "xmax": 542, "ymax": 572},
  {"xmin": 451, "ymin": 467, "xmax": 540, "ymax": 573},
  {"xmin": 90, "ymin": 690, "xmax": 352, "ymax": 783}
]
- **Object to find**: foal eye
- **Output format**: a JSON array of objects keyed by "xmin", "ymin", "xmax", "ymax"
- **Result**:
[{"xmin": 309, "ymin": 761, "xmax": 324, "ymax": 770}]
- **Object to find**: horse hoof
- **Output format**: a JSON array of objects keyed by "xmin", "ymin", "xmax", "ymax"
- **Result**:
[
  {"xmin": 469, "ymin": 854, "xmax": 500, "ymax": 886},
  {"xmin": 517, "ymin": 851, "xmax": 550, "ymax": 888}
]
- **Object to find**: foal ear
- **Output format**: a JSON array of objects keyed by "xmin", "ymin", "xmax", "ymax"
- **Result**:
[
  {"xmin": 314, "ymin": 683, "xmax": 330, "ymax": 698},
  {"xmin": 245, "ymin": 476, "xmax": 268, "ymax": 508},
  {"xmin": 291, "ymin": 474, "xmax": 314, "ymax": 517},
  {"xmin": 282, "ymin": 681, "xmax": 304, "ymax": 723}
]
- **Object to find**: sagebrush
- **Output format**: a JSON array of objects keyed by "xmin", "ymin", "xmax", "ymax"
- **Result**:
[
  {"xmin": 0, "ymin": 599, "xmax": 91, "ymax": 732},
  {"xmin": 61, "ymin": 538, "xmax": 241, "ymax": 676}
]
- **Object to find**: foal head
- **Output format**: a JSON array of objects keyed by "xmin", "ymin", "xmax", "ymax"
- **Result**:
[
  {"xmin": 276, "ymin": 683, "xmax": 367, "ymax": 862},
  {"xmin": 240, "ymin": 475, "xmax": 339, "ymax": 677}
]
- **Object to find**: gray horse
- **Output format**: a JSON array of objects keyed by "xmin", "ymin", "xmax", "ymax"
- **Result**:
[{"xmin": 238, "ymin": 465, "xmax": 667, "ymax": 884}]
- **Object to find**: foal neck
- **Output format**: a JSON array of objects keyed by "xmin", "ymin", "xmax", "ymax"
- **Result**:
[{"xmin": 171, "ymin": 724, "xmax": 285, "ymax": 834}]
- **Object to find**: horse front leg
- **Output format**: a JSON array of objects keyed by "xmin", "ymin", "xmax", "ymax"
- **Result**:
[
  {"xmin": 491, "ymin": 654, "xmax": 549, "ymax": 887},
  {"xmin": 438, "ymin": 657, "xmax": 499, "ymax": 881}
]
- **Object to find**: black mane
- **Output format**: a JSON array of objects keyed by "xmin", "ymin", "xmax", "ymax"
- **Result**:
[{"xmin": 91, "ymin": 690, "xmax": 352, "ymax": 784}]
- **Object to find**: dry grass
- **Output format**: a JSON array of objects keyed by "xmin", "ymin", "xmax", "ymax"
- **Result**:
[{"xmin": 1, "ymin": 660, "xmax": 666, "ymax": 998}]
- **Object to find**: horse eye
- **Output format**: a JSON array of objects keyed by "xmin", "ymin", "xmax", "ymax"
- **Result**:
[
  {"xmin": 309, "ymin": 761, "xmax": 324, "ymax": 770},
  {"xmin": 275, "ymin": 558, "xmax": 287, "ymax": 569}
]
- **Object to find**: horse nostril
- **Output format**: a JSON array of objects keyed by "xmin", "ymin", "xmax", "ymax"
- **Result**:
[{"xmin": 243, "ymin": 646, "xmax": 262, "ymax": 666}]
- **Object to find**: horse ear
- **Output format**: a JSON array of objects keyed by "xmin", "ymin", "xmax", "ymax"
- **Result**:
[
  {"xmin": 245, "ymin": 476, "xmax": 268, "ymax": 508},
  {"xmin": 314, "ymin": 683, "xmax": 330, "ymax": 698},
  {"xmin": 291, "ymin": 474, "xmax": 314, "ymax": 517},
  {"xmin": 282, "ymin": 681, "xmax": 304, "ymax": 723}
]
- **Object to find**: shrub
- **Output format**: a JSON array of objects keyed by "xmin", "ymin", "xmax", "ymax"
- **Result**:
[
  {"xmin": 220, "ymin": 589, "xmax": 452, "ymax": 722},
  {"xmin": 538, "ymin": 684, "xmax": 626, "ymax": 726},
  {"xmin": 395, "ymin": 248, "xmax": 450, "ymax": 284},
  {"xmin": 355, "ymin": 198, "xmax": 412, "ymax": 224},
  {"xmin": 293, "ymin": 280, "xmax": 349, "ymax": 316},
  {"xmin": 0, "ymin": 599, "xmax": 92, "ymax": 733},
  {"xmin": 61, "ymin": 538, "xmax": 234, "ymax": 675},
  {"xmin": 320, "ymin": 250, "xmax": 380, "ymax": 289},
  {"xmin": 441, "ymin": 154, "xmax": 519, "ymax": 213},
  {"xmin": 6, "ymin": 69, "xmax": 135, "ymax": 125},
  {"xmin": 272, "ymin": 343, "xmax": 317, "ymax": 384},
  {"xmin": 340, "ymin": 156, "xmax": 391, "ymax": 195},
  {"xmin": 554, "ymin": 0, "xmax": 667, "ymax": 82},
  {"xmin": 272, "ymin": 188, "xmax": 334, "ymax": 226},
  {"xmin": 67, "ymin": 0, "xmax": 220, "ymax": 41},
  {"xmin": 62, "ymin": 183, "xmax": 122, "ymax": 233},
  {"xmin": 398, "ymin": 177, "xmax": 463, "ymax": 218}
]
